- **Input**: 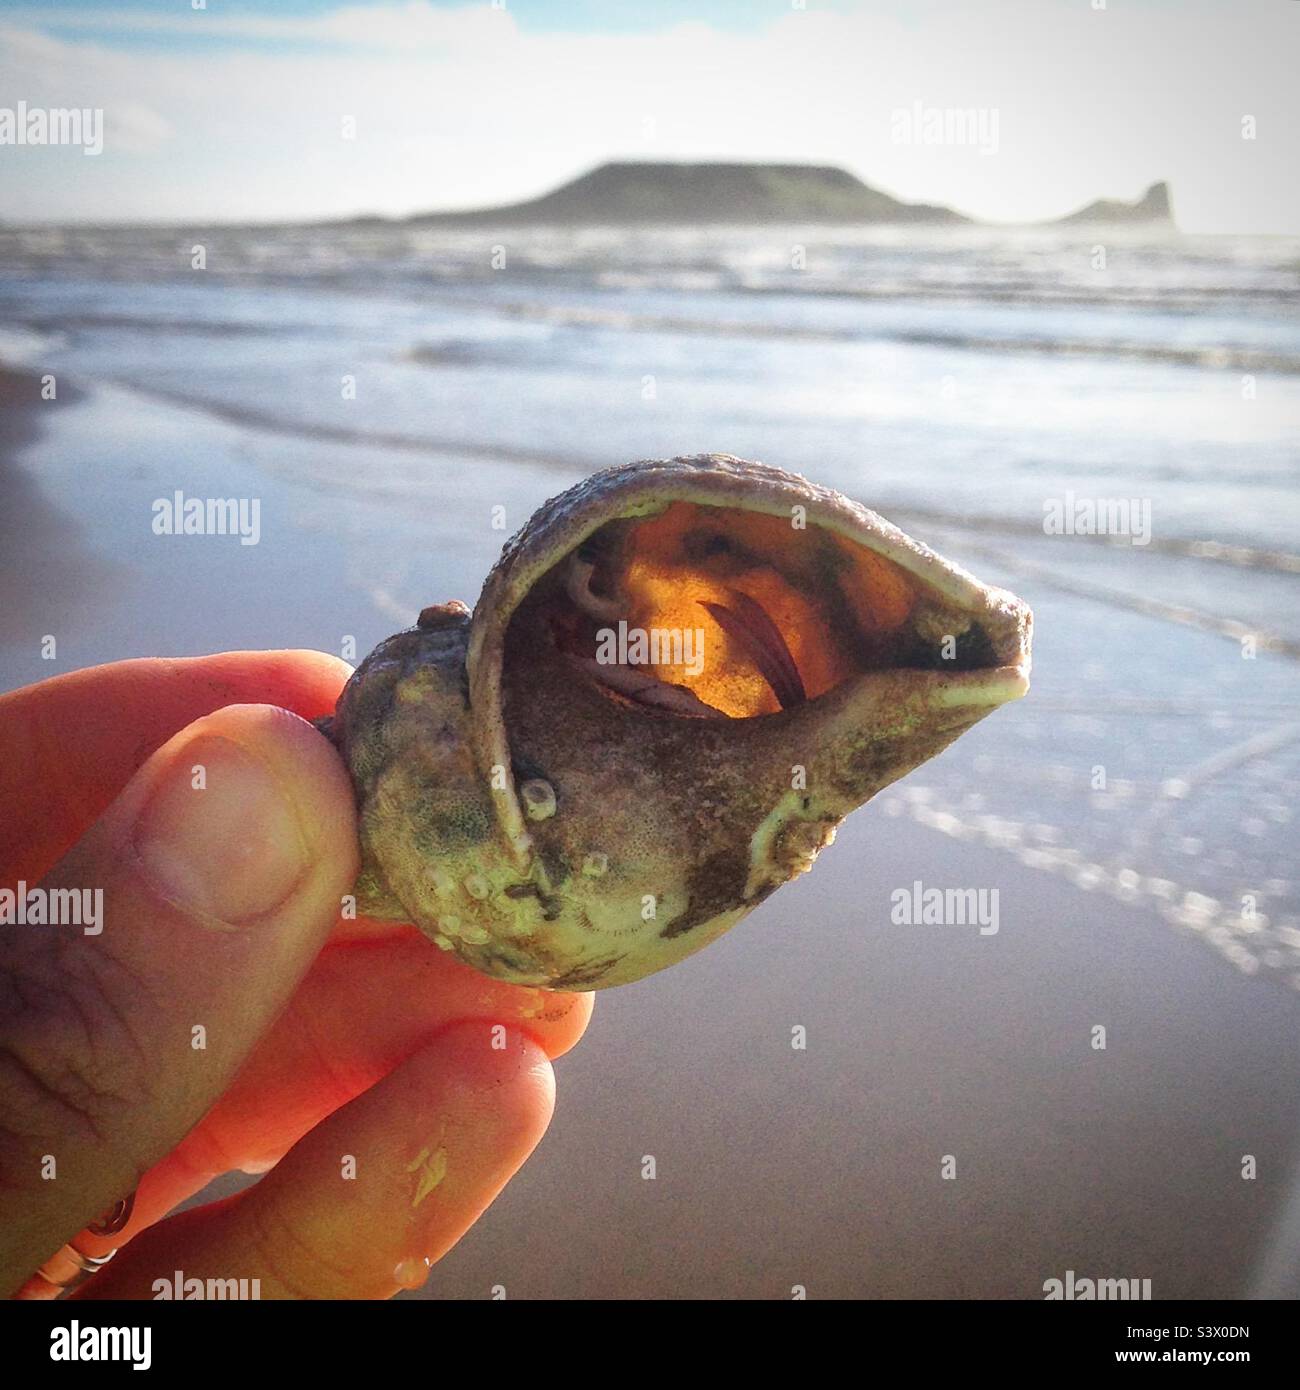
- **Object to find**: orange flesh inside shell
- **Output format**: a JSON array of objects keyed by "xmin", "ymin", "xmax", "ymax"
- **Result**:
[{"xmin": 551, "ymin": 500, "xmax": 921, "ymax": 718}]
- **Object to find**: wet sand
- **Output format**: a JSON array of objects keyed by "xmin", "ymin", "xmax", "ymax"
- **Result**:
[
  {"xmin": 430, "ymin": 807, "xmax": 1300, "ymax": 1299},
  {"xmin": 0, "ymin": 366, "xmax": 115, "ymax": 649}
]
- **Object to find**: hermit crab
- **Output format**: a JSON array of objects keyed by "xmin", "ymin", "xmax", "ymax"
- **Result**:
[{"xmin": 321, "ymin": 455, "xmax": 1032, "ymax": 989}]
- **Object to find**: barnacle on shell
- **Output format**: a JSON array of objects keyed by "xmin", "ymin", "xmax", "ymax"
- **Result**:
[{"xmin": 322, "ymin": 454, "xmax": 1032, "ymax": 990}]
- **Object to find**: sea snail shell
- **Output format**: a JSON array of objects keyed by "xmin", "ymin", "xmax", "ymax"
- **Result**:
[{"xmin": 322, "ymin": 454, "xmax": 1032, "ymax": 990}]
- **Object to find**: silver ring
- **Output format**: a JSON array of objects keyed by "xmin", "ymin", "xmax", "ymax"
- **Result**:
[
  {"xmin": 32, "ymin": 1242, "xmax": 118, "ymax": 1294},
  {"xmin": 28, "ymin": 1189, "xmax": 135, "ymax": 1295}
]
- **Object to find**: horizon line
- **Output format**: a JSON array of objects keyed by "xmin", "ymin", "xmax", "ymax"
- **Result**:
[{"xmin": 0, "ymin": 157, "xmax": 1177, "ymax": 234}]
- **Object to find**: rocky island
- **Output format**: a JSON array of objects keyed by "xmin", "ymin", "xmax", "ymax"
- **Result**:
[{"xmin": 406, "ymin": 161, "xmax": 970, "ymax": 226}]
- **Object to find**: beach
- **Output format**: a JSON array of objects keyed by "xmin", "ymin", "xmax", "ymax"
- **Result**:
[
  {"xmin": 0, "ymin": 364, "xmax": 110, "ymax": 649},
  {"xmin": 2, "ymin": 220, "xmax": 1299, "ymax": 1297}
]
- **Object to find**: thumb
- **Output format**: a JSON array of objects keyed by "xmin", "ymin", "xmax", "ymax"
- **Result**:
[{"xmin": 0, "ymin": 703, "xmax": 358, "ymax": 1293}]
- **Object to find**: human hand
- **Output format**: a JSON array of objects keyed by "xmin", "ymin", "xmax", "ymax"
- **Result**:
[{"xmin": 0, "ymin": 651, "xmax": 593, "ymax": 1299}]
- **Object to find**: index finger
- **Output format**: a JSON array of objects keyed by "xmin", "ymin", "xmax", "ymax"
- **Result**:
[{"xmin": 0, "ymin": 649, "xmax": 353, "ymax": 884}]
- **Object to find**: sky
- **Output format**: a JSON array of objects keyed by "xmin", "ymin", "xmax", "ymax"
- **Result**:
[{"xmin": 0, "ymin": 0, "xmax": 1297, "ymax": 231}]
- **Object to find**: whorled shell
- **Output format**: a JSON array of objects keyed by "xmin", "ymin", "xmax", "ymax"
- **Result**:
[{"xmin": 323, "ymin": 455, "xmax": 1032, "ymax": 989}]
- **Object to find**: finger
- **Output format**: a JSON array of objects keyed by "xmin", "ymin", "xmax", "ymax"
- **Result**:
[
  {"xmin": 185, "ymin": 935, "xmax": 594, "ymax": 1172},
  {"xmin": 0, "ymin": 702, "xmax": 359, "ymax": 1293},
  {"xmin": 0, "ymin": 649, "xmax": 352, "ymax": 884},
  {"xmin": 77, "ymin": 945, "xmax": 594, "ymax": 1255},
  {"xmin": 77, "ymin": 1022, "xmax": 555, "ymax": 1300}
]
